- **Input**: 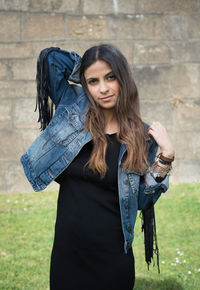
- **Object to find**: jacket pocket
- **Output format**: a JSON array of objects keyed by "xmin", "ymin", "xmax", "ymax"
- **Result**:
[{"xmin": 49, "ymin": 108, "xmax": 83, "ymax": 146}]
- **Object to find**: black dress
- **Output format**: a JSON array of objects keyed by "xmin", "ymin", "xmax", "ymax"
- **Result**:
[{"xmin": 50, "ymin": 134, "xmax": 135, "ymax": 290}]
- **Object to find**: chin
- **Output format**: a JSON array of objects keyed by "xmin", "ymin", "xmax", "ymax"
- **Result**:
[{"xmin": 101, "ymin": 104, "xmax": 116, "ymax": 110}]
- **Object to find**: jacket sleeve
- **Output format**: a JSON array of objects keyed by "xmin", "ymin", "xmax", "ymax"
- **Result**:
[
  {"xmin": 36, "ymin": 47, "xmax": 81, "ymax": 130},
  {"xmin": 47, "ymin": 48, "xmax": 81, "ymax": 105},
  {"xmin": 138, "ymin": 137, "xmax": 169, "ymax": 210}
]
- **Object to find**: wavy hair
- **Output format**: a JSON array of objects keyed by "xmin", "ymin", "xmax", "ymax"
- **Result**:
[{"xmin": 80, "ymin": 44, "xmax": 148, "ymax": 177}]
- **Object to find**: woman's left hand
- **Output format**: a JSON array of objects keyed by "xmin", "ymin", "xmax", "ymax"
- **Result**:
[{"xmin": 148, "ymin": 121, "xmax": 175, "ymax": 158}]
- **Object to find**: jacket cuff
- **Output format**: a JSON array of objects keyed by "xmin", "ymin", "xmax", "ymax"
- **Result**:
[{"xmin": 144, "ymin": 172, "xmax": 169, "ymax": 194}]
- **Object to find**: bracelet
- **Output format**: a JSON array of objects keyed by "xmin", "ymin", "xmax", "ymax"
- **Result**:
[
  {"xmin": 158, "ymin": 157, "xmax": 171, "ymax": 166},
  {"xmin": 158, "ymin": 153, "xmax": 175, "ymax": 163},
  {"xmin": 148, "ymin": 161, "xmax": 172, "ymax": 181}
]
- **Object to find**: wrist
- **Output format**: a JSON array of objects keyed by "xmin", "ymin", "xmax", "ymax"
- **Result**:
[{"xmin": 161, "ymin": 149, "xmax": 175, "ymax": 159}]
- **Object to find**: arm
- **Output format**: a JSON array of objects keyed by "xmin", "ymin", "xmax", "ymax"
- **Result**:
[
  {"xmin": 138, "ymin": 123, "xmax": 174, "ymax": 210},
  {"xmin": 36, "ymin": 47, "xmax": 81, "ymax": 130},
  {"xmin": 138, "ymin": 139, "xmax": 169, "ymax": 210},
  {"xmin": 47, "ymin": 48, "xmax": 81, "ymax": 104}
]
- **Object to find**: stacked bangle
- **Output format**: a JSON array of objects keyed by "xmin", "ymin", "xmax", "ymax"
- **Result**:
[
  {"xmin": 157, "ymin": 153, "xmax": 175, "ymax": 165},
  {"xmin": 148, "ymin": 153, "xmax": 175, "ymax": 183}
]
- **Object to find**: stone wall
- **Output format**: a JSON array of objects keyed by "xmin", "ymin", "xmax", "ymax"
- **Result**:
[{"xmin": 0, "ymin": 0, "xmax": 200, "ymax": 193}]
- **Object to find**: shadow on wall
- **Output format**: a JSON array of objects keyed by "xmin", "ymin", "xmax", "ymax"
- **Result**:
[{"xmin": 134, "ymin": 277, "xmax": 183, "ymax": 290}]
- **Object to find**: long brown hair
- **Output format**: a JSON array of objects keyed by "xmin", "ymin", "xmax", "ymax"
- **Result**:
[{"xmin": 80, "ymin": 44, "xmax": 148, "ymax": 177}]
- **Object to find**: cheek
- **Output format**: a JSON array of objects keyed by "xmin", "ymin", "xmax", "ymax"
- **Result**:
[
  {"xmin": 87, "ymin": 86, "xmax": 98, "ymax": 100},
  {"xmin": 114, "ymin": 82, "xmax": 120, "ymax": 95}
]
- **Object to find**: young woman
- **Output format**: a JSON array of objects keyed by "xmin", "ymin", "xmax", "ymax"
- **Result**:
[{"xmin": 21, "ymin": 44, "xmax": 174, "ymax": 290}]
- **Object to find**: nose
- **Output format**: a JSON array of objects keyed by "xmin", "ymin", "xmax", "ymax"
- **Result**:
[{"xmin": 99, "ymin": 80, "xmax": 109, "ymax": 94}]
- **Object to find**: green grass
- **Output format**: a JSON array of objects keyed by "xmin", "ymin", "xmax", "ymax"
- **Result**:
[{"xmin": 0, "ymin": 183, "xmax": 200, "ymax": 289}]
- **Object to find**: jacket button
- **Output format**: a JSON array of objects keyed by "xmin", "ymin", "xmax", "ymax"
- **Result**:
[
  {"xmin": 124, "ymin": 203, "xmax": 129, "ymax": 209},
  {"xmin": 124, "ymin": 179, "xmax": 129, "ymax": 185},
  {"xmin": 126, "ymin": 225, "xmax": 131, "ymax": 232}
]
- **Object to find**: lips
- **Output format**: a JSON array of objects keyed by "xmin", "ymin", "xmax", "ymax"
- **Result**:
[{"xmin": 99, "ymin": 95, "xmax": 114, "ymax": 101}]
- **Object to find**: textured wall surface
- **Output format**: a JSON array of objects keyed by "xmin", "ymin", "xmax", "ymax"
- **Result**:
[{"xmin": 0, "ymin": 0, "xmax": 200, "ymax": 193}]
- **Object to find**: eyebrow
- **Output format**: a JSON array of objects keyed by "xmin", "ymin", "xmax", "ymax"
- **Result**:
[{"xmin": 86, "ymin": 71, "xmax": 113, "ymax": 82}]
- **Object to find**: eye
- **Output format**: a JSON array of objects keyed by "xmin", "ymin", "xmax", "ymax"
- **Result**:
[
  {"xmin": 107, "ymin": 74, "xmax": 116, "ymax": 81},
  {"xmin": 88, "ymin": 78, "xmax": 98, "ymax": 85}
]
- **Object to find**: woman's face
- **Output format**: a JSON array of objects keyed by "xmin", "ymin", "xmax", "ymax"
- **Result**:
[{"xmin": 84, "ymin": 60, "xmax": 120, "ymax": 110}]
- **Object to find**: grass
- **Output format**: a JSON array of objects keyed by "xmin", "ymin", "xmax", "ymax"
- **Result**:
[{"xmin": 0, "ymin": 182, "xmax": 200, "ymax": 289}]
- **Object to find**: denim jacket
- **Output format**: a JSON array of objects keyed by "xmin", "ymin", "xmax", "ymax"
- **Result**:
[{"xmin": 20, "ymin": 48, "xmax": 169, "ymax": 253}]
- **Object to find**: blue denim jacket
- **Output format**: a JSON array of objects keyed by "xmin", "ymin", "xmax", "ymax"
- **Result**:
[{"xmin": 20, "ymin": 48, "xmax": 169, "ymax": 253}]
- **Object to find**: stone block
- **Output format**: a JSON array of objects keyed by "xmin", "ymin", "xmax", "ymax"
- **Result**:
[
  {"xmin": 169, "ymin": 64, "xmax": 199, "ymax": 100},
  {"xmin": 32, "ymin": 41, "xmax": 89, "ymax": 58},
  {"xmin": 29, "ymin": 0, "xmax": 52, "ymax": 11},
  {"xmin": 51, "ymin": 0, "xmax": 79, "ymax": 13},
  {"xmin": 117, "ymin": 0, "xmax": 138, "ymax": 14},
  {"xmin": 133, "ymin": 42, "xmax": 171, "ymax": 65},
  {"xmin": 171, "ymin": 41, "xmax": 200, "ymax": 62},
  {"xmin": 0, "ymin": 0, "xmax": 29, "ymax": 11},
  {"xmin": 140, "ymin": 100, "xmax": 174, "ymax": 130},
  {"xmin": 134, "ymin": 64, "xmax": 200, "ymax": 101},
  {"xmin": 11, "ymin": 58, "xmax": 36, "ymax": 80},
  {"xmin": 41, "ymin": 40, "xmax": 97, "ymax": 57},
  {"xmin": 184, "ymin": 15, "xmax": 200, "ymax": 39},
  {"xmin": 0, "ymin": 13, "xmax": 20, "ymax": 42},
  {"xmin": 0, "ymin": 81, "xmax": 36, "ymax": 99},
  {"xmin": 83, "ymin": 0, "xmax": 137, "ymax": 15},
  {"xmin": 82, "ymin": 0, "xmax": 113, "ymax": 15},
  {"xmin": 0, "ymin": 60, "xmax": 9, "ymax": 80},
  {"xmin": 0, "ymin": 99, "xmax": 12, "ymax": 130},
  {"xmin": 1, "ymin": 161, "xmax": 33, "ymax": 193},
  {"xmin": 31, "ymin": 42, "xmax": 58, "ymax": 57},
  {"xmin": 171, "ymin": 131, "xmax": 200, "ymax": 160},
  {"xmin": 22, "ymin": 13, "xmax": 65, "ymax": 41},
  {"xmin": 0, "ymin": 43, "xmax": 33, "ymax": 59},
  {"xmin": 173, "ymin": 101, "xmax": 200, "ymax": 132},
  {"xmin": 180, "ymin": 64, "xmax": 200, "ymax": 100},
  {"xmin": 138, "ymin": 0, "xmax": 198, "ymax": 14},
  {"xmin": 108, "ymin": 40, "xmax": 134, "ymax": 65},
  {"xmin": 162, "ymin": 15, "xmax": 186, "ymax": 40},
  {"xmin": 13, "ymin": 98, "xmax": 39, "ymax": 129},
  {"xmin": 178, "ymin": 160, "xmax": 200, "ymax": 183},
  {"xmin": 29, "ymin": 0, "xmax": 79, "ymax": 13},
  {"xmin": 107, "ymin": 15, "xmax": 185, "ymax": 40},
  {"xmin": 0, "ymin": 131, "xmax": 24, "ymax": 160},
  {"xmin": 134, "ymin": 65, "xmax": 172, "ymax": 100},
  {"xmin": 21, "ymin": 129, "xmax": 40, "ymax": 151},
  {"xmin": 66, "ymin": 17, "xmax": 108, "ymax": 40}
]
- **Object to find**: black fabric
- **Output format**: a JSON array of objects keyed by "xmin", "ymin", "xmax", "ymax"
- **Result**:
[
  {"xmin": 50, "ymin": 134, "xmax": 135, "ymax": 290},
  {"xmin": 35, "ymin": 47, "xmax": 60, "ymax": 130},
  {"xmin": 141, "ymin": 205, "xmax": 160, "ymax": 273}
]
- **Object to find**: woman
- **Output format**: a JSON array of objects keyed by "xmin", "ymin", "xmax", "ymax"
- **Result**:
[{"xmin": 21, "ymin": 44, "xmax": 174, "ymax": 289}]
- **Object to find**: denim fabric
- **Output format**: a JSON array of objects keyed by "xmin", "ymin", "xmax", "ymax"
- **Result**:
[{"xmin": 20, "ymin": 48, "xmax": 169, "ymax": 253}]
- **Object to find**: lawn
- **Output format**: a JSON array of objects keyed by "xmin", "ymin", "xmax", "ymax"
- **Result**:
[{"xmin": 0, "ymin": 182, "xmax": 199, "ymax": 289}]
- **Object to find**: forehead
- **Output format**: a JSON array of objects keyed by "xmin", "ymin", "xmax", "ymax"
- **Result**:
[{"xmin": 84, "ymin": 60, "xmax": 112, "ymax": 78}]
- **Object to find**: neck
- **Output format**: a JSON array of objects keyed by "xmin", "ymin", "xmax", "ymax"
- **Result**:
[
  {"xmin": 102, "ymin": 109, "xmax": 116, "ymax": 123},
  {"xmin": 103, "ymin": 109, "xmax": 119, "ymax": 134}
]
